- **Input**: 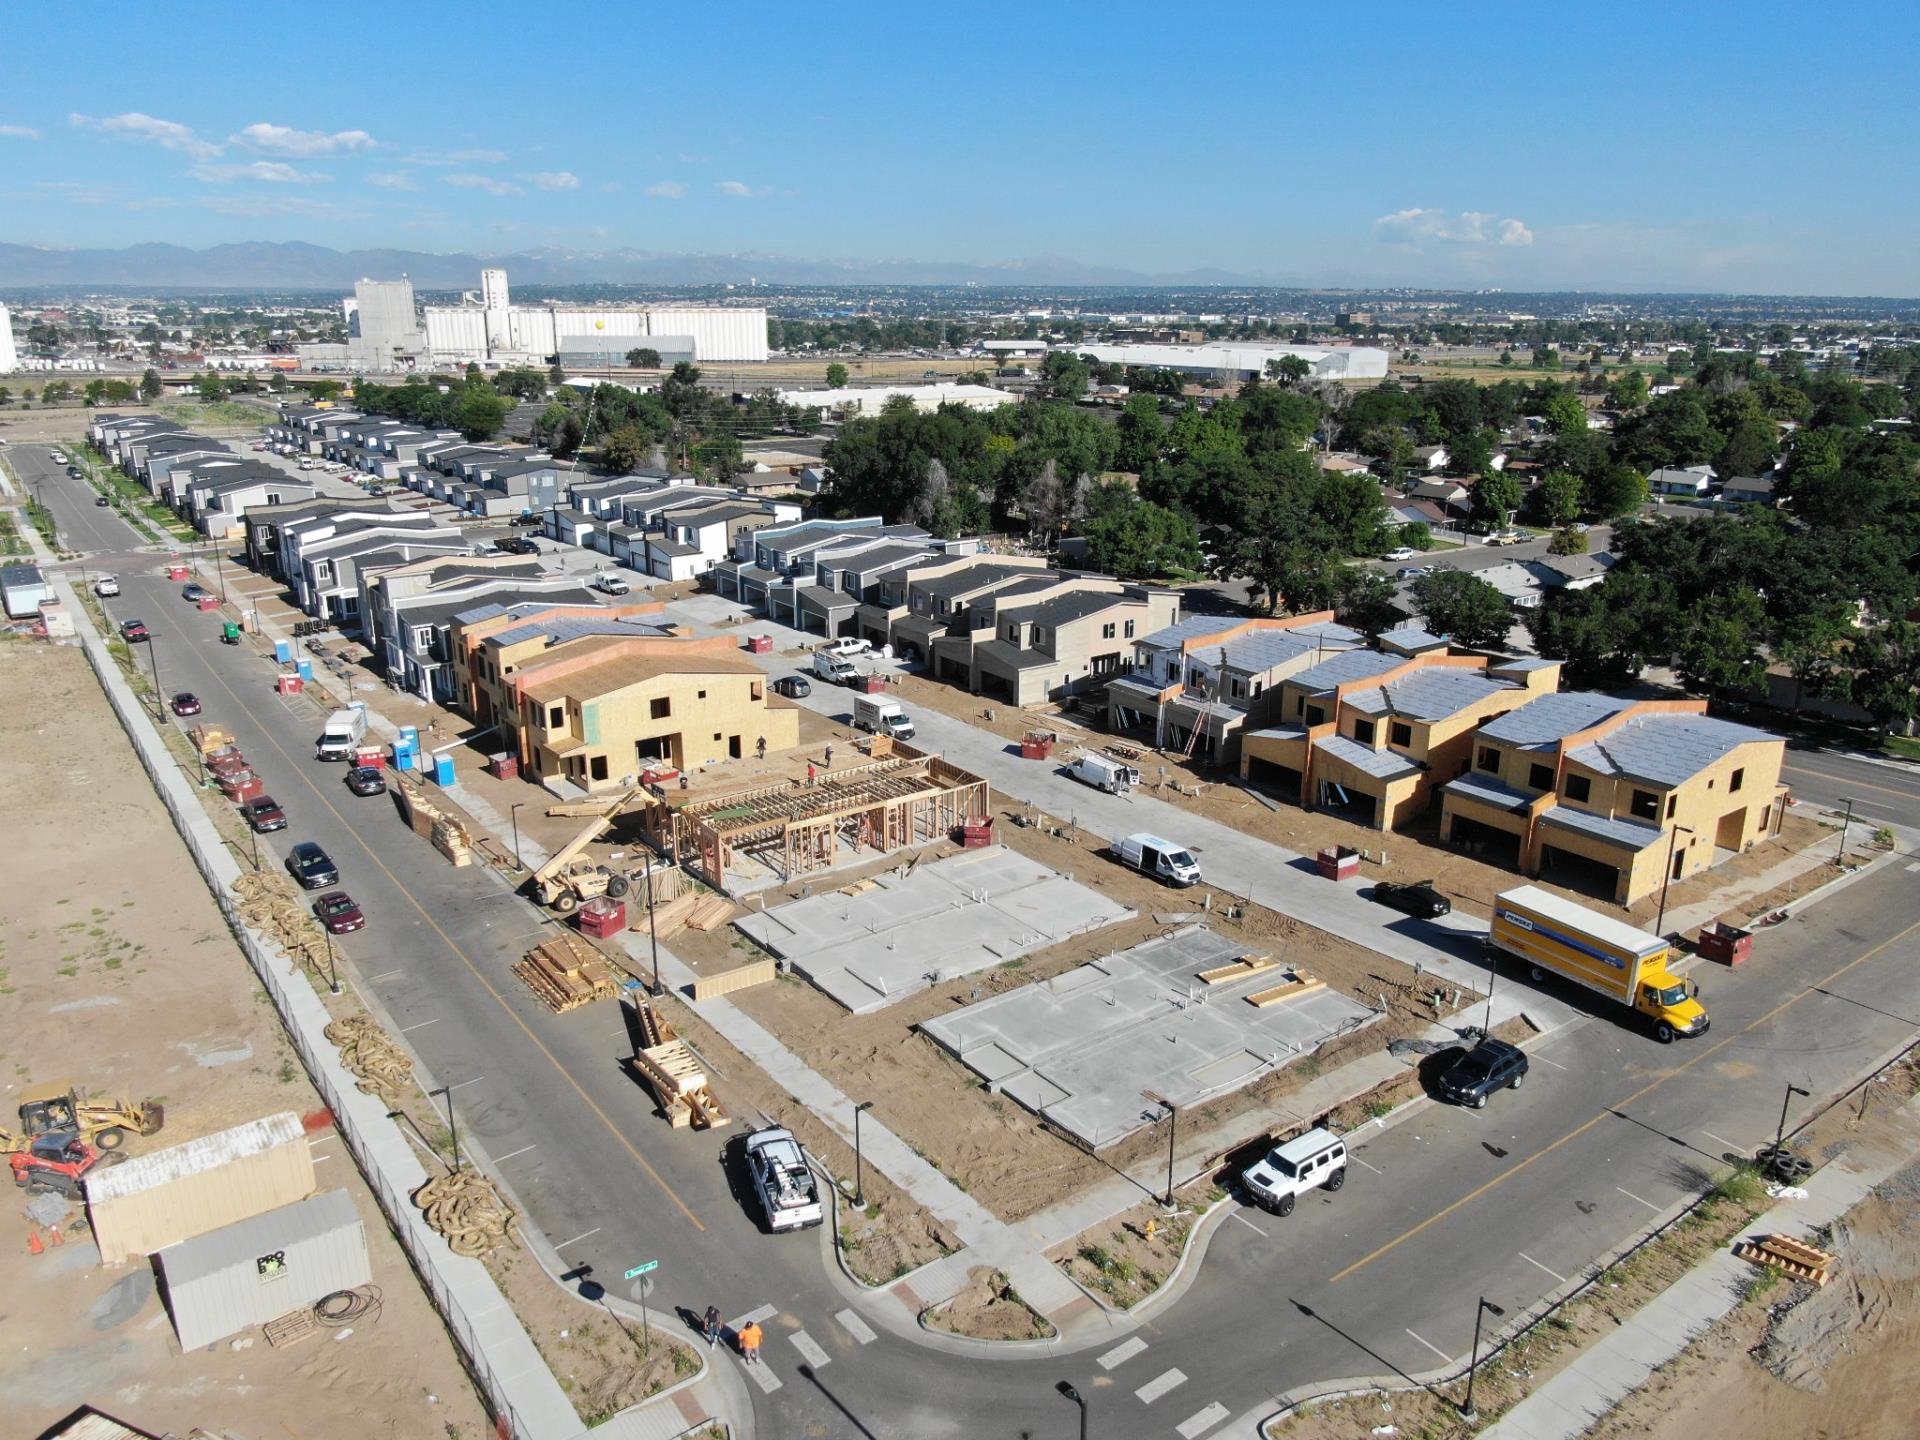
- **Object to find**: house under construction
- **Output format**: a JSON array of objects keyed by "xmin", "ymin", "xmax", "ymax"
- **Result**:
[{"xmin": 651, "ymin": 744, "xmax": 991, "ymax": 894}]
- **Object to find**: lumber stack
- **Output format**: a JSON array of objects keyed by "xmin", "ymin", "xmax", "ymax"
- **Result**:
[
  {"xmin": 514, "ymin": 933, "xmax": 621, "ymax": 1012},
  {"xmin": 1247, "ymin": 968, "xmax": 1327, "ymax": 1008},
  {"xmin": 1198, "ymin": 954, "xmax": 1276, "ymax": 986},
  {"xmin": 640, "ymin": 890, "xmax": 701, "ymax": 937},
  {"xmin": 1734, "ymin": 1234, "xmax": 1836, "ymax": 1286},
  {"xmin": 682, "ymin": 894, "xmax": 736, "ymax": 932},
  {"xmin": 629, "ymin": 1002, "xmax": 729, "ymax": 1129}
]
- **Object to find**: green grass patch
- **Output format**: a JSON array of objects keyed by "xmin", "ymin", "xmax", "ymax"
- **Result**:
[{"xmin": 1883, "ymin": 735, "xmax": 1920, "ymax": 762}]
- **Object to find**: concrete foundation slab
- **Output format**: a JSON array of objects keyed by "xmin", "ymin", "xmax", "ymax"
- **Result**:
[
  {"xmin": 921, "ymin": 926, "xmax": 1378, "ymax": 1148},
  {"xmin": 734, "ymin": 846, "xmax": 1132, "ymax": 1013}
]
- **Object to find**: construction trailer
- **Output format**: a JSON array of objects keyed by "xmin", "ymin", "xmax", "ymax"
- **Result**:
[{"xmin": 655, "ymin": 744, "xmax": 990, "ymax": 893}]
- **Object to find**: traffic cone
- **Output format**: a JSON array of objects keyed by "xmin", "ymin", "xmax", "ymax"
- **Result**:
[
  {"xmin": 48, "ymin": 1224, "xmax": 63, "ymax": 1247},
  {"xmin": 27, "ymin": 1228, "xmax": 44, "ymax": 1255}
]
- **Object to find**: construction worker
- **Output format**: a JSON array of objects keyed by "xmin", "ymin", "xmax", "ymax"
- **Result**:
[
  {"xmin": 824, "ymin": 742, "xmax": 834, "ymax": 769},
  {"xmin": 756, "ymin": 735, "xmax": 767, "ymax": 761},
  {"xmin": 703, "ymin": 1305, "xmax": 723, "ymax": 1350},
  {"xmin": 738, "ymin": 1319, "xmax": 763, "ymax": 1364},
  {"xmin": 807, "ymin": 762, "xmax": 817, "ymax": 787}
]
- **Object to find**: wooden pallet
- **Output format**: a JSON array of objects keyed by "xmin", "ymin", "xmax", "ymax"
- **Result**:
[
  {"xmin": 628, "ymin": 1003, "xmax": 730, "ymax": 1129},
  {"xmin": 1734, "ymin": 1234, "xmax": 1836, "ymax": 1286},
  {"xmin": 264, "ymin": 1308, "xmax": 318, "ymax": 1348},
  {"xmin": 1104, "ymin": 742, "xmax": 1143, "ymax": 761},
  {"xmin": 1198, "ymin": 954, "xmax": 1276, "ymax": 986},
  {"xmin": 514, "ymin": 934, "xmax": 621, "ymax": 1012},
  {"xmin": 1247, "ymin": 970, "xmax": 1327, "ymax": 1008}
]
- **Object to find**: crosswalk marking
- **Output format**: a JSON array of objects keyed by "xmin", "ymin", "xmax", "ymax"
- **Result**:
[
  {"xmin": 1135, "ymin": 1367, "xmax": 1187, "ymax": 1404},
  {"xmin": 834, "ymin": 1308, "xmax": 877, "ymax": 1344},
  {"xmin": 1177, "ymin": 1402, "xmax": 1230, "ymax": 1438},
  {"xmin": 790, "ymin": 1329, "xmax": 830, "ymax": 1368},
  {"xmin": 743, "ymin": 1358, "xmax": 783, "ymax": 1394},
  {"xmin": 731, "ymin": 1303, "xmax": 778, "ymax": 1329},
  {"xmin": 1098, "ymin": 1336, "xmax": 1148, "ymax": 1370}
]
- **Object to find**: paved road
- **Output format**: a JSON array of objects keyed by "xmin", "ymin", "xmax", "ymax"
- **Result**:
[
  {"xmin": 1779, "ymin": 745, "xmax": 1920, "ymax": 833},
  {"xmin": 17, "ymin": 442, "xmax": 1920, "ymax": 1440}
]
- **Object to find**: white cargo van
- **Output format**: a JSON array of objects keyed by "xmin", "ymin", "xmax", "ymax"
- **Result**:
[
  {"xmin": 1114, "ymin": 832, "xmax": 1201, "ymax": 887},
  {"xmin": 1069, "ymin": 752, "xmax": 1140, "ymax": 794},
  {"xmin": 853, "ymin": 695, "xmax": 914, "ymax": 741},
  {"xmin": 314, "ymin": 702, "xmax": 369, "ymax": 761},
  {"xmin": 812, "ymin": 651, "xmax": 858, "ymax": 684}
]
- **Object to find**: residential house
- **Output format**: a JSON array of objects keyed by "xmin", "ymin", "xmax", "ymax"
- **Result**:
[
  {"xmin": 1468, "ymin": 553, "xmax": 1615, "ymax": 611},
  {"xmin": 1105, "ymin": 613, "xmax": 1363, "ymax": 762},
  {"xmin": 1438, "ymin": 694, "xmax": 1787, "ymax": 905},
  {"xmin": 243, "ymin": 497, "xmax": 409, "ymax": 578},
  {"xmin": 1720, "ymin": 474, "xmax": 1778, "ymax": 506},
  {"xmin": 451, "ymin": 601, "xmax": 676, "ymax": 729},
  {"xmin": 1240, "ymin": 655, "xmax": 1561, "ymax": 828},
  {"xmin": 1412, "ymin": 444, "xmax": 1451, "ymax": 472},
  {"xmin": 184, "ymin": 470, "xmax": 316, "ymax": 537},
  {"xmin": 1648, "ymin": 464, "xmax": 1715, "ymax": 498},
  {"xmin": 510, "ymin": 635, "xmax": 801, "ymax": 790},
  {"xmin": 279, "ymin": 514, "xmax": 477, "ymax": 625},
  {"xmin": 714, "ymin": 517, "xmax": 935, "ymax": 613}
]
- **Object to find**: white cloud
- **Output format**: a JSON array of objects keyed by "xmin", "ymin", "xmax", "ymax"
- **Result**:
[
  {"xmin": 406, "ymin": 148, "xmax": 507, "ymax": 166},
  {"xmin": 527, "ymin": 170, "xmax": 580, "ymax": 191},
  {"xmin": 716, "ymin": 179, "xmax": 753, "ymax": 197},
  {"xmin": 1373, "ymin": 207, "xmax": 1534, "ymax": 247},
  {"xmin": 199, "ymin": 194, "xmax": 348, "ymax": 220},
  {"xmin": 191, "ymin": 160, "xmax": 331, "ymax": 185},
  {"xmin": 232, "ymin": 122, "xmax": 376, "ymax": 156},
  {"xmin": 599, "ymin": 181, "xmax": 624, "ymax": 194},
  {"xmin": 369, "ymin": 172, "xmax": 417, "ymax": 190},
  {"xmin": 644, "ymin": 181, "xmax": 687, "ymax": 199},
  {"xmin": 71, "ymin": 111, "xmax": 221, "ymax": 159},
  {"xmin": 445, "ymin": 173, "xmax": 523, "ymax": 197},
  {"xmin": 0, "ymin": 124, "xmax": 40, "ymax": 140}
]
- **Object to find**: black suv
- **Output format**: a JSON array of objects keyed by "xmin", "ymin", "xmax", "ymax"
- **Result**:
[
  {"xmin": 286, "ymin": 842, "xmax": 340, "ymax": 889},
  {"xmin": 494, "ymin": 536, "xmax": 540, "ymax": 555},
  {"xmin": 1436, "ymin": 1037, "xmax": 1528, "ymax": 1109},
  {"xmin": 1369, "ymin": 879, "xmax": 1452, "ymax": 919}
]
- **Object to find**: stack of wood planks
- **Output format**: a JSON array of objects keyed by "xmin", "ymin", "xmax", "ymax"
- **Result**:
[
  {"xmin": 1734, "ymin": 1234, "xmax": 1837, "ymax": 1286},
  {"xmin": 514, "ymin": 933, "xmax": 622, "ymax": 1012},
  {"xmin": 629, "ymin": 1002, "xmax": 729, "ymax": 1129},
  {"xmin": 1247, "ymin": 967, "xmax": 1327, "ymax": 1008}
]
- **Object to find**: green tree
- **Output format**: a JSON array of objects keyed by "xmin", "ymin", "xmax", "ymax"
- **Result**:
[
  {"xmin": 1775, "ymin": 608, "xmax": 1854, "ymax": 714},
  {"xmin": 1471, "ymin": 470, "xmax": 1523, "ymax": 531},
  {"xmin": 452, "ymin": 384, "xmax": 509, "ymax": 440},
  {"xmin": 824, "ymin": 362, "xmax": 850, "ymax": 388},
  {"xmin": 1335, "ymin": 567, "xmax": 1401, "ymax": 637},
  {"xmin": 195, "ymin": 372, "xmax": 227, "ymax": 403},
  {"xmin": 1537, "ymin": 469, "xmax": 1584, "ymax": 526},
  {"xmin": 0, "ymin": 386, "xmax": 11, "ymax": 407},
  {"xmin": 1586, "ymin": 464, "xmax": 1649, "ymax": 520},
  {"xmin": 1605, "ymin": 369, "xmax": 1650, "ymax": 411},
  {"xmin": 1400, "ymin": 520, "xmax": 1434, "ymax": 552},
  {"xmin": 1543, "ymin": 390, "xmax": 1588, "ymax": 437},
  {"xmin": 1847, "ymin": 620, "xmax": 1920, "ymax": 734},
  {"xmin": 139, "ymin": 368, "xmax": 162, "ymax": 401},
  {"xmin": 1039, "ymin": 350, "xmax": 1090, "ymax": 403},
  {"xmin": 1266, "ymin": 355, "xmax": 1312, "ymax": 386},
  {"xmin": 548, "ymin": 361, "xmax": 566, "ymax": 383},
  {"xmin": 626, "ymin": 347, "xmax": 662, "ymax": 369},
  {"xmin": 535, "ymin": 402, "xmax": 583, "ymax": 457},
  {"xmin": 1410, "ymin": 570, "xmax": 1514, "ymax": 649},
  {"xmin": 1674, "ymin": 591, "xmax": 1769, "ymax": 701},
  {"xmin": 1547, "ymin": 526, "xmax": 1589, "ymax": 556},
  {"xmin": 602, "ymin": 423, "xmax": 653, "ymax": 473},
  {"xmin": 1082, "ymin": 499, "xmax": 1201, "ymax": 579},
  {"xmin": 692, "ymin": 431, "xmax": 744, "ymax": 480},
  {"xmin": 1446, "ymin": 428, "xmax": 1494, "ymax": 477},
  {"xmin": 1113, "ymin": 392, "xmax": 1165, "ymax": 474}
]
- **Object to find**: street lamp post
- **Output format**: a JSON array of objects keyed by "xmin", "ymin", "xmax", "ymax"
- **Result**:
[
  {"xmin": 430, "ymin": 1085, "xmax": 461, "ymax": 1172},
  {"xmin": 1770, "ymin": 1082, "xmax": 1811, "ymax": 1179},
  {"xmin": 644, "ymin": 858, "xmax": 662, "ymax": 997},
  {"xmin": 1653, "ymin": 824, "xmax": 1695, "ymax": 937},
  {"xmin": 1481, "ymin": 936, "xmax": 1499, "ymax": 1035},
  {"xmin": 1835, "ymin": 798, "xmax": 1856, "ymax": 863},
  {"xmin": 1056, "ymin": 1381, "xmax": 1088, "ymax": 1440},
  {"xmin": 1160, "ymin": 1099, "xmax": 1177, "ymax": 1208},
  {"xmin": 509, "ymin": 802, "xmax": 526, "ymax": 871},
  {"xmin": 144, "ymin": 636, "xmax": 164, "ymax": 720},
  {"xmin": 853, "ymin": 1100, "xmax": 874, "ymax": 1209},
  {"xmin": 323, "ymin": 928, "xmax": 342, "ymax": 996},
  {"xmin": 1459, "ymin": 1296, "xmax": 1506, "ymax": 1420}
]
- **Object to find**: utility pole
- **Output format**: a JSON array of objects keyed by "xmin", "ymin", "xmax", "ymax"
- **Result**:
[
  {"xmin": 1835, "ymin": 798, "xmax": 1856, "ymax": 863},
  {"xmin": 853, "ymin": 1100, "xmax": 874, "ymax": 1209},
  {"xmin": 1653, "ymin": 824, "xmax": 1694, "ymax": 936},
  {"xmin": 1459, "ymin": 1297, "xmax": 1505, "ymax": 1420}
]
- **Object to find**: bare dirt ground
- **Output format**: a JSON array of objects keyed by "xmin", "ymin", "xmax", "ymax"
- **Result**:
[
  {"xmin": 1265, "ymin": 1053, "xmax": 1920, "ymax": 1440},
  {"xmin": 923, "ymin": 1266, "xmax": 1056, "ymax": 1342},
  {"xmin": 0, "ymin": 639, "xmax": 492, "ymax": 1440},
  {"xmin": 1050, "ymin": 1179, "xmax": 1217, "ymax": 1309},
  {"xmin": 886, "ymin": 669, "xmax": 1840, "ymax": 932}
]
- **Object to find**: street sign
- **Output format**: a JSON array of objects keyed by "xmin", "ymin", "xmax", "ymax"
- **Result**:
[{"xmin": 623, "ymin": 1260, "xmax": 659, "ymax": 1280}]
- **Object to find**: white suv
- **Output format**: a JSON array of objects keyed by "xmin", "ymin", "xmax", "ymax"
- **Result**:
[{"xmin": 1240, "ymin": 1126, "xmax": 1347, "ymax": 1217}]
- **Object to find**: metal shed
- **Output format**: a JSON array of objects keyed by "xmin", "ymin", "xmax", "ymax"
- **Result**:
[
  {"xmin": 157, "ymin": 1189, "xmax": 369, "ymax": 1350},
  {"xmin": 1, "ymin": 562, "xmax": 56, "ymax": 619}
]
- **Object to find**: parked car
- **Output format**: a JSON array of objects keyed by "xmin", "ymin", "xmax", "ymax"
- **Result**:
[
  {"xmin": 742, "ymin": 1127, "xmax": 824, "ymax": 1232},
  {"xmin": 1435, "ymin": 1036, "xmax": 1529, "ymax": 1109},
  {"xmin": 345, "ymin": 765, "xmax": 388, "ymax": 796},
  {"xmin": 1397, "ymin": 566, "xmax": 1433, "ymax": 580},
  {"xmin": 66, "ymin": 465, "xmax": 83, "ymax": 479},
  {"xmin": 509, "ymin": 512, "xmax": 543, "ymax": 526},
  {"xmin": 1383, "ymin": 546, "xmax": 1417, "ymax": 562},
  {"xmin": 94, "ymin": 494, "xmax": 111, "ymax": 506},
  {"xmin": 1486, "ymin": 530, "xmax": 1526, "ymax": 546},
  {"xmin": 286, "ymin": 842, "xmax": 339, "ymax": 889},
  {"xmin": 1369, "ymin": 879, "xmax": 1452, "ymax": 919},
  {"xmin": 118, "ymin": 618, "xmax": 150, "ymax": 643},
  {"xmin": 170, "ymin": 692, "xmax": 202, "ymax": 717},
  {"xmin": 181, "ymin": 583, "xmax": 209, "ymax": 602},
  {"xmin": 818, "ymin": 636, "xmax": 871, "ymax": 658},
  {"xmin": 241, "ymin": 795, "xmax": 287, "ymax": 832},
  {"xmin": 312, "ymin": 891, "xmax": 366, "ymax": 934},
  {"xmin": 94, "ymin": 577, "xmax": 120, "ymax": 597},
  {"xmin": 1240, "ymin": 1126, "xmax": 1347, "ymax": 1217},
  {"xmin": 49, "ymin": 451, "xmax": 67, "ymax": 464},
  {"xmin": 771, "ymin": 675, "xmax": 812, "ymax": 699},
  {"xmin": 494, "ymin": 536, "xmax": 540, "ymax": 555}
]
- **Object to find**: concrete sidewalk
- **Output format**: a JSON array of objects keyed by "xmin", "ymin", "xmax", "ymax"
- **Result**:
[{"xmin": 1479, "ymin": 1092, "xmax": 1920, "ymax": 1440}]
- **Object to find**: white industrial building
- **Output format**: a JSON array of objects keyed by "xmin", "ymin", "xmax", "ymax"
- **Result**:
[
  {"xmin": 774, "ymin": 381, "xmax": 1011, "ymax": 417},
  {"xmin": 0, "ymin": 302, "xmax": 17, "ymax": 373},
  {"xmin": 1066, "ymin": 342, "xmax": 1389, "ymax": 381},
  {"xmin": 422, "ymin": 266, "xmax": 768, "ymax": 367}
]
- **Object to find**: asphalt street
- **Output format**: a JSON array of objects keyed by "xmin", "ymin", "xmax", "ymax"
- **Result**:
[{"xmin": 14, "ymin": 439, "xmax": 1920, "ymax": 1440}]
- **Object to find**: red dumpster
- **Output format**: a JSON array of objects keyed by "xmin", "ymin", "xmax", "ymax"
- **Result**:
[
  {"xmin": 166, "ymin": 563, "xmax": 189, "ymax": 581},
  {"xmin": 352, "ymin": 747, "xmax": 386, "ymax": 769},
  {"xmin": 206, "ymin": 748, "xmax": 250, "ymax": 777},
  {"xmin": 197, "ymin": 594, "xmax": 221, "ymax": 612},
  {"xmin": 276, "ymin": 672, "xmax": 304, "ymax": 696},
  {"xmin": 225, "ymin": 775, "xmax": 265, "ymax": 804},
  {"xmin": 1317, "ymin": 845, "xmax": 1361, "ymax": 882},
  {"xmin": 960, "ymin": 817, "xmax": 995, "ymax": 849},
  {"xmin": 859, "ymin": 673, "xmax": 887, "ymax": 694},
  {"xmin": 577, "ymin": 896, "xmax": 627, "ymax": 938},
  {"xmin": 1696, "ymin": 921, "xmax": 1754, "ymax": 966},
  {"xmin": 488, "ymin": 751, "xmax": 520, "ymax": 780},
  {"xmin": 1021, "ymin": 730, "xmax": 1056, "ymax": 760},
  {"xmin": 745, "ymin": 634, "xmax": 774, "ymax": 655}
]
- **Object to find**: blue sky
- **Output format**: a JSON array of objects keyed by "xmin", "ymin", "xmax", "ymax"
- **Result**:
[{"xmin": 3, "ymin": 2, "xmax": 1917, "ymax": 293}]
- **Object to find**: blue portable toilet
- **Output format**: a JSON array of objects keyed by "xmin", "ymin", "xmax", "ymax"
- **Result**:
[
  {"xmin": 432, "ymin": 753, "xmax": 455, "ymax": 787},
  {"xmin": 296, "ymin": 658, "xmax": 314, "ymax": 681},
  {"xmin": 275, "ymin": 639, "xmax": 293, "ymax": 664}
]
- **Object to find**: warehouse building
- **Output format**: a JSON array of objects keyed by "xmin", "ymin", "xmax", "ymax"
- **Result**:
[
  {"xmin": 1067, "ymin": 341, "xmax": 1389, "ymax": 381},
  {"xmin": 773, "ymin": 381, "xmax": 1009, "ymax": 417}
]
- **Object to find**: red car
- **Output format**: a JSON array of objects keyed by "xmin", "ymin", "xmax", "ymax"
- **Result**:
[
  {"xmin": 171, "ymin": 692, "xmax": 202, "ymax": 716},
  {"xmin": 313, "ymin": 891, "xmax": 365, "ymax": 934},
  {"xmin": 241, "ymin": 795, "xmax": 287, "ymax": 832},
  {"xmin": 119, "ymin": 618, "xmax": 151, "ymax": 643}
]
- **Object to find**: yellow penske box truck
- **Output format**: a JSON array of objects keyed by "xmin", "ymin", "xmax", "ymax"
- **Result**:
[{"xmin": 1489, "ymin": 884, "xmax": 1709, "ymax": 1043}]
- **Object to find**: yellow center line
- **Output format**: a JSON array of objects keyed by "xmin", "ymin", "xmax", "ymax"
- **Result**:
[
  {"xmin": 1327, "ymin": 911, "xmax": 1920, "ymax": 1284},
  {"xmin": 187, "ymin": 631, "xmax": 707, "ymax": 1231}
]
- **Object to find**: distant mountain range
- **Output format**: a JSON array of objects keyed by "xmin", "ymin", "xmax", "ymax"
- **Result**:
[{"xmin": 0, "ymin": 240, "xmax": 1280, "ymax": 291}]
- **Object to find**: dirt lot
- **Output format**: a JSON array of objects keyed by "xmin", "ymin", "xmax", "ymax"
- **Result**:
[
  {"xmin": 1265, "ymin": 1053, "xmax": 1920, "ymax": 1440},
  {"xmin": 884, "ymin": 668, "xmax": 1841, "ymax": 931},
  {"xmin": 0, "ymin": 639, "xmax": 492, "ymax": 1440},
  {"xmin": 1051, "ymin": 1179, "xmax": 1217, "ymax": 1310},
  {"xmin": 923, "ymin": 1266, "xmax": 1055, "ymax": 1342},
  {"xmin": 674, "ymin": 783, "xmax": 1458, "ymax": 1226}
]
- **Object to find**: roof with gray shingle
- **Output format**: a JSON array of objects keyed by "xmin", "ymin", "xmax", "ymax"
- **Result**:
[
  {"xmin": 1289, "ymin": 649, "xmax": 1406, "ymax": 694},
  {"xmin": 1477, "ymin": 691, "xmax": 1635, "ymax": 748},
  {"xmin": 1344, "ymin": 669, "xmax": 1516, "ymax": 721},
  {"xmin": 1137, "ymin": 615, "xmax": 1238, "ymax": 650},
  {"xmin": 1219, "ymin": 624, "xmax": 1361, "ymax": 674},
  {"xmin": 1442, "ymin": 772, "xmax": 1535, "ymax": 813},
  {"xmin": 484, "ymin": 614, "xmax": 669, "ymax": 649},
  {"xmin": 1377, "ymin": 623, "xmax": 1447, "ymax": 653},
  {"xmin": 1316, "ymin": 734, "xmax": 1422, "ymax": 781},
  {"xmin": 1567, "ymin": 714, "xmax": 1777, "ymax": 787},
  {"xmin": 1539, "ymin": 805, "xmax": 1665, "ymax": 851}
]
